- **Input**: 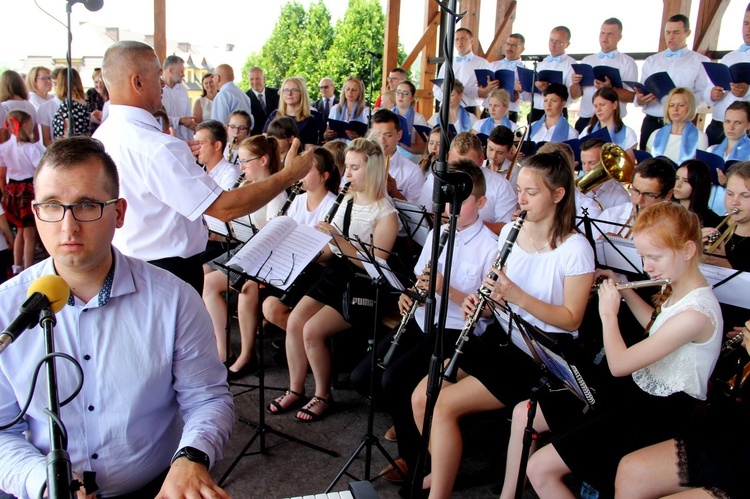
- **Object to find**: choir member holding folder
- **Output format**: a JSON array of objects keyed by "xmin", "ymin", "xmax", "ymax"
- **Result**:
[{"xmin": 646, "ymin": 88, "xmax": 708, "ymax": 165}]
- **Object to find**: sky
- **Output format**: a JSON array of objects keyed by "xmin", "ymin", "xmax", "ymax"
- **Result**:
[{"xmin": 4, "ymin": 0, "xmax": 749, "ymax": 72}]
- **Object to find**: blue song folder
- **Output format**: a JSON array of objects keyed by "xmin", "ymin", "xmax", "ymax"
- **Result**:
[
  {"xmin": 702, "ymin": 62, "xmax": 750, "ymax": 90},
  {"xmin": 517, "ymin": 68, "xmax": 563, "ymax": 94},
  {"xmin": 474, "ymin": 68, "xmax": 516, "ymax": 97},
  {"xmin": 571, "ymin": 64, "xmax": 623, "ymax": 88},
  {"xmin": 623, "ymin": 72, "xmax": 675, "ymax": 101}
]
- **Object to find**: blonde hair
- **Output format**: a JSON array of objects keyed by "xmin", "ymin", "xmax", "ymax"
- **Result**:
[
  {"xmin": 336, "ymin": 77, "xmax": 366, "ymax": 120},
  {"xmin": 25, "ymin": 67, "xmax": 50, "ymax": 95},
  {"xmin": 345, "ymin": 138, "xmax": 387, "ymax": 201},
  {"xmin": 489, "ymin": 88, "xmax": 510, "ymax": 106},
  {"xmin": 279, "ymin": 76, "xmax": 312, "ymax": 121},
  {"xmin": 663, "ymin": 87, "xmax": 697, "ymax": 125}
]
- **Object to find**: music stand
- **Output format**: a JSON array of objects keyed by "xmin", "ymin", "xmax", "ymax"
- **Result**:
[
  {"xmin": 492, "ymin": 306, "xmax": 595, "ymax": 499},
  {"xmin": 325, "ymin": 235, "xmax": 412, "ymax": 492},
  {"xmin": 216, "ymin": 225, "xmax": 339, "ymax": 487},
  {"xmin": 393, "ymin": 199, "xmax": 433, "ymax": 248}
]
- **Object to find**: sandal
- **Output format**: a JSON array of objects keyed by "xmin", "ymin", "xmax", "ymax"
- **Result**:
[
  {"xmin": 295, "ymin": 395, "xmax": 332, "ymax": 422},
  {"xmin": 267, "ymin": 389, "xmax": 305, "ymax": 414}
]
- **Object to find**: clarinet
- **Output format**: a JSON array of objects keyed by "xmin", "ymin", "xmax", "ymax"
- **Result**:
[
  {"xmin": 276, "ymin": 181, "xmax": 303, "ymax": 217},
  {"xmin": 443, "ymin": 211, "xmax": 527, "ymax": 382},
  {"xmin": 323, "ymin": 182, "xmax": 351, "ymax": 223},
  {"xmin": 379, "ymin": 227, "xmax": 451, "ymax": 369},
  {"xmin": 277, "ymin": 181, "xmax": 352, "ymax": 308}
]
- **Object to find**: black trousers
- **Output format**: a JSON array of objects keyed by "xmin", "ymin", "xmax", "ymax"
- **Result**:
[
  {"xmin": 639, "ymin": 114, "xmax": 664, "ymax": 151},
  {"xmin": 148, "ymin": 254, "xmax": 204, "ymax": 295},
  {"xmin": 350, "ymin": 323, "xmax": 461, "ymax": 471}
]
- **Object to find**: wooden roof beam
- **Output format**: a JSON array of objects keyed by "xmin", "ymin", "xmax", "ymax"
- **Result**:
[
  {"xmin": 383, "ymin": 0, "xmax": 401, "ymax": 88},
  {"xmin": 154, "ymin": 0, "xmax": 166, "ymax": 63},
  {"xmin": 693, "ymin": 0, "xmax": 731, "ymax": 55},
  {"xmin": 485, "ymin": 0, "xmax": 517, "ymax": 62}
]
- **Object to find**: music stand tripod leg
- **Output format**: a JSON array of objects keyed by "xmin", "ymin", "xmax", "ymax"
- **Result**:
[{"xmin": 514, "ymin": 376, "xmax": 549, "ymax": 499}]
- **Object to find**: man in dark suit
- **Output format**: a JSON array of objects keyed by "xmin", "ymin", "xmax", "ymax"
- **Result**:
[
  {"xmin": 245, "ymin": 67, "xmax": 279, "ymax": 135},
  {"xmin": 312, "ymin": 77, "xmax": 339, "ymax": 143}
]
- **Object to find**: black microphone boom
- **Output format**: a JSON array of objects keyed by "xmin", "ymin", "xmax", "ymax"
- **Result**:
[
  {"xmin": 366, "ymin": 50, "xmax": 382, "ymax": 59},
  {"xmin": 0, "ymin": 293, "xmax": 51, "ymax": 355},
  {"xmin": 70, "ymin": 0, "xmax": 104, "ymax": 11}
]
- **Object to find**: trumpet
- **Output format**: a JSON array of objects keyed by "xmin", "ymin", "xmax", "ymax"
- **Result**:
[
  {"xmin": 505, "ymin": 125, "xmax": 528, "ymax": 181},
  {"xmin": 443, "ymin": 210, "xmax": 527, "ymax": 382},
  {"xmin": 704, "ymin": 208, "xmax": 739, "ymax": 259},
  {"xmin": 379, "ymin": 227, "xmax": 451, "ymax": 369},
  {"xmin": 591, "ymin": 277, "xmax": 671, "ymax": 291},
  {"xmin": 227, "ymin": 136, "xmax": 238, "ymax": 163},
  {"xmin": 276, "ymin": 181, "xmax": 303, "ymax": 217},
  {"xmin": 722, "ymin": 332, "xmax": 744, "ymax": 353}
]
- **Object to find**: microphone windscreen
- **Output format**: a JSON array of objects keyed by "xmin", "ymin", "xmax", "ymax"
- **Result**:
[
  {"xmin": 27, "ymin": 275, "xmax": 70, "ymax": 314},
  {"xmin": 85, "ymin": 0, "xmax": 104, "ymax": 11}
]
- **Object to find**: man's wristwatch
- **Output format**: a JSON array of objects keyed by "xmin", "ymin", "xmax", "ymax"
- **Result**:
[{"xmin": 171, "ymin": 446, "xmax": 210, "ymax": 469}]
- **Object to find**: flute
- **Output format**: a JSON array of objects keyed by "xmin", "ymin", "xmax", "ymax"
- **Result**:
[
  {"xmin": 443, "ymin": 211, "xmax": 527, "ymax": 382},
  {"xmin": 379, "ymin": 227, "xmax": 451, "ymax": 369},
  {"xmin": 591, "ymin": 278, "xmax": 671, "ymax": 291},
  {"xmin": 276, "ymin": 181, "xmax": 303, "ymax": 217}
]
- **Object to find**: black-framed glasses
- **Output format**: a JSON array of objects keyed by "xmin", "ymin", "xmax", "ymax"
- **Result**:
[
  {"xmin": 227, "ymin": 124, "xmax": 249, "ymax": 131},
  {"xmin": 319, "ymin": 85, "xmax": 331, "ymax": 90},
  {"xmin": 257, "ymin": 251, "xmax": 295, "ymax": 286},
  {"xmin": 628, "ymin": 185, "xmax": 663, "ymax": 200},
  {"xmin": 237, "ymin": 156, "xmax": 261, "ymax": 166},
  {"xmin": 33, "ymin": 199, "xmax": 118, "ymax": 222}
]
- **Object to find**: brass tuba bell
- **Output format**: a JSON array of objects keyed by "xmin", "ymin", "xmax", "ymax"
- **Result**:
[{"xmin": 576, "ymin": 143, "xmax": 635, "ymax": 194}]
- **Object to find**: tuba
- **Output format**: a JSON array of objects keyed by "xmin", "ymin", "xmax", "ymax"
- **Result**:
[{"xmin": 576, "ymin": 143, "xmax": 635, "ymax": 194}]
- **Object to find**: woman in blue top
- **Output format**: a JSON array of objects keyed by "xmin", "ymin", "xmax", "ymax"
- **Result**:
[{"xmin": 647, "ymin": 88, "xmax": 708, "ymax": 164}]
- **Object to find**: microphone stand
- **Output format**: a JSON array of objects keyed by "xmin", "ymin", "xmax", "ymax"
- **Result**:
[
  {"xmin": 40, "ymin": 306, "xmax": 76, "ymax": 498},
  {"xmin": 410, "ymin": 2, "xmax": 471, "ymax": 496},
  {"xmin": 367, "ymin": 52, "xmax": 378, "ymax": 124},
  {"xmin": 65, "ymin": 0, "xmax": 102, "ymax": 138}
]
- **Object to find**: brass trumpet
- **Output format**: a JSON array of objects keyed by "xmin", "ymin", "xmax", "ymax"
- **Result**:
[
  {"xmin": 577, "ymin": 143, "xmax": 635, "ymax": 194},
  {"xmin": 703, "ymin": 208, "xmax": 739, "ymax": 259},
  {"xmin": 227, "ymin": 136, "xmax": 238, "ymax": 163}
]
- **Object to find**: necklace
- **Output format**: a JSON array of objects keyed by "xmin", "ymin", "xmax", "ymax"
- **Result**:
[
  {"xmin": 730, "ymin": 232, "xmax": 748, "ymax": 253},
  {"xmin": 526, "ymin": 227, "xmax": 550, "ymax": 253}
]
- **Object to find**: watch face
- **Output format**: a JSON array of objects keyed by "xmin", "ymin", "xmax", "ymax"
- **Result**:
[{"xmin": 176, "ymin": 446, "xmax": 210, "ymax": 468}]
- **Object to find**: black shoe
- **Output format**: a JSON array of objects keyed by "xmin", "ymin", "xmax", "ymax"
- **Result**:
[{"xmin": 227, "ymin": 355, "xmax": 259, "ymax": 381}]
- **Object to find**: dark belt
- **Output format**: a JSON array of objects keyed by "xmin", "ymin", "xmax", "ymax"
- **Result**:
[
  {"xmin": 644, "ymin": 115, "xmax": 665, "ymax": 125},
  {"xmin": 7, "ymin": 177, "xmax": 33, "ymax": 184}
]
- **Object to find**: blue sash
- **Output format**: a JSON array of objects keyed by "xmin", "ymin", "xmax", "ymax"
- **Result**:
[
  {"xmin": 479, "ymin": 116, "xmax": 515, "ymax": 135},
  {"xmin": 651, "ymin": 122, "xmax": 700, "ymax": 163},
  {"xmin": 591, "ymin": 122, "xmax": 627, "ymax": 148},
  {"xmin": 531, "ymin": 116, "xmax": 571, "ymax": 142},
  {"xmin": 457, "ymin": 107, "xmax": 473, "ymax": 133},
  {"xmin": 331, "ymin": 102, "xmax": 360, "ymax": 122},
  {"xmin": 712, "ymin": 133, "xmax": 750, "ymax": 161},
  {"xmin": 393, "ymin": 106, "xmax": 415, "ymax": 131}
]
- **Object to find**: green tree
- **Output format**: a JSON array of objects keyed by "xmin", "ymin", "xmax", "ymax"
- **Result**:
[
  {"xmin": 322, "ymin": 0, "xmax": 385, "ymax": 100},
  {"xmin": 288, "ymin": 0, "xmax": 335, "ymax": 101},
  {"xmin": 240, "ymin": 1, "xmax": 307, "ymax": 90}
]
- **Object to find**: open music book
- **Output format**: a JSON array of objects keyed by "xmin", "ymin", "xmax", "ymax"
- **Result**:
[
  {"xmin": 227, "ymin": 216, "xmax": 331, "ymax": 290},
  {"xmin": 393, "ymin": 199, "xmax": 431, "ymax": 247},
  {"xmin": 205, "ymin": 215, "xmax": 256, "ymax": 243}
]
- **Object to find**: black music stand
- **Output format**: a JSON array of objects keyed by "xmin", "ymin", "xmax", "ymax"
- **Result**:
[
  {"xmin": 393, "ymin": 199, "xmax": 433, "ymax": 248},
  {"xmin": 216, "ymin": 254, "xmax": 338, "ymax": 487},
  {"xmin": 493, "ymin": 306, "xmax": 595, "ymax": 499},
  {"xmin": 325, "ymin": 236, "xmax": 412, "ymax": 492}
]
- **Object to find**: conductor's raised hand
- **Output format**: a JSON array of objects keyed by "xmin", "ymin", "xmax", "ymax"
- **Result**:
[{"xmin": 286, "ymin": 148, "xmax": 314, "ymax": 181}]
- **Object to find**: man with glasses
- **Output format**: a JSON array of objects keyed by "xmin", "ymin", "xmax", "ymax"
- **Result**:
[
  {"xmin": 596, "ymin": 156, "xmax": 676, "ymax": 238},
  {"xmin": 313, "ymin": 78, "xmax": 339, "ymax": 143},
  {"xmin": 531, "ymin": 26, "xmax": 581, "ymax": 123},
  {"xmin": 373, "ymin": 68, "xmax": 408, "ymax": 109},
  {"xmin": 210, "ymin": 64, "xmax": 254, "ymax": 128},
  {"xmin": 0, "ymin": 137, "xmax": 233, "ymax": 499},
  {"xmin": 485, "ymin": 34, "xmax": 527, "ymax": 123},
  {"xmin": 94, "ymin": 41, "xmax": 312, "ymax": 294}
]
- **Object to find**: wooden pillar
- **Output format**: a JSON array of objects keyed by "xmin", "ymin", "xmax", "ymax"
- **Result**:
[
  {"xmin": 693, "ymin": 0, "xmax": 730, "ymax": 56},
  {"xmin": 485, "ymin": 0, "xmax": 517, "ymax": 62},
  {"xmin": 417, "ymin": 0, "xmax": 440, "ymax": 118},
  {"xmin": 153, "ymin": 0, "xmax": 166, "ymax": 63},
  {"xmin": 659, "ymin": 0, "xmax": 692, "ymax": 52},
  {"xmin": 383, "ymin": 0, "xmax": 401, "ymax": 88},
  {"xmin": 460, "ymin": 0, "xmax": 482, "ymax": 56}
]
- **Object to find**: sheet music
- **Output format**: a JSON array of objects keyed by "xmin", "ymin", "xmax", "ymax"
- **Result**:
[
  {"xmin": 531, "ymin": 341, "xmax": 595, "ymax": 406},
  {"xmin": 394, "ymin": 199, "xmax": 431, "ymax": 247},
  {"xmin": 698, "ymin": 264, "xmax": 750, "ymax": 309},
  {"xmin": 594, "ymin": 236, "xmax": 643, "ymax": 274},
  {"xmin": 362, "ymin": 255, "xmax": 405, "ymax": 291},
  {"xmin": 230, "ymin": 217, "xmax": 256, "ymax": 243},
  {"xmin": 204, "ymin": 215, "xmax": 231, "ymax": 237},
  {"xmin": 228, "ymin": 216, "xmax": 331, "ymax": 290}
]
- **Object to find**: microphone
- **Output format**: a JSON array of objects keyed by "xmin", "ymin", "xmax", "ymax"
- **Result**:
[
  {"xmin": 522, "ymin": 55, "xmax": 542, "ymax": 62},
  {"xmin": 69, "ymin": 0, "xmax": 104, "ymax": 12},
  {"xmin": 366, "ymin": 50, "xmax": 382, "ymax": 59},
  {"xmin": 0, "ymin": 275, "xmax": 70, "ymax": 355}
]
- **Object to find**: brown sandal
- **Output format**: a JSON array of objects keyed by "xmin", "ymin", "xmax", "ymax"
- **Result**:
[{"xmin": 267, "ymin": 389, "xmax": 305, "ymax": 414}]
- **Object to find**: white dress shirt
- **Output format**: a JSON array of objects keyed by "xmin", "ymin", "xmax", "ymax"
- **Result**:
[
  {"xmin": 638, "ymin": 48, "xmax": 710, "ymax": 117},
  {"xmin": 389, "ymin": 150, "xmax": 426, "ymax": 204},
  {"xmin": 161, "ymin": 82, "xmax": 193, "ymax": 141},
  {"xmin": 211, "ymin": 82, "xmax": 254, "ymax": 127},
  {"xmin": 578, "ymin": 50, "xmax": 638, "ymax": 118},
  {"xmin": 207, "ymin": 157, "xmax": 242, "ymax": 190},
  {"xmin": 586, "ymin": 179, "xmax": 631, "ymax": 211},
  {"xmin": 534, "ymin": 54, "xmax": 577, "ymax": 109},
  {"xmin": 0, "ymin": 251, "xmax": 233, "ymax": 498},
  {"xmin": 93, "ymin": 105, "xmax": 223, "ymax": 260},
  {"xmin": 703, "ymin": 46, "xmax": 750, "ymax": 121},
  {"xmin": 433, "ymin": 52, "xmax": 491, "ymax": 107}
]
